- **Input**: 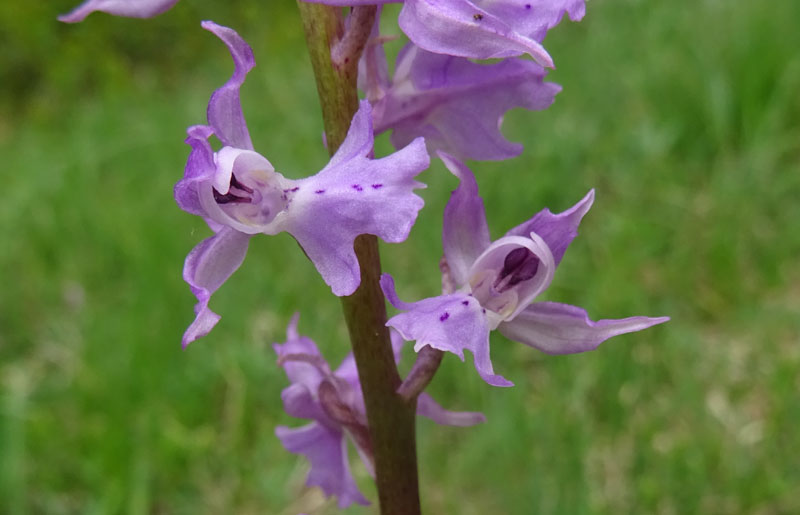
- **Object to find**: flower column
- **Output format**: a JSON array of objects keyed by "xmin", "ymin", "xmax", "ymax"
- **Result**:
[{"xmin": 295, "ymin": 3, "xmax": 422, "ymax": 514}]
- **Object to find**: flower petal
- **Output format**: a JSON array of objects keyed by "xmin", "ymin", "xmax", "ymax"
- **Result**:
[
  {"xmin": 439, "ymin": 153, "xmax": 491, "ymax": 288},
  {"xmin": 398, "ymin": 0, "xmax": 554, "ymax": 67},
  {"xmin": 325, "ymin": 98, "xmax": 378, "ymax": 169},
  {"xmin": 499, "ymin": 301, "xmax": 670, "ymax": 355},
  {"xmin": 381, "ymin": 274, "xmax": 513, "ymax": 387},
  {"xmin": 505, "ymin": 189, "xmax": 594, "ymax": 266},
  {"xmin": 181, "ymin": 227, "xmax": 251, "ymax": 347},
  {"xmin": 280, "ymin": 383, "xmax": 330, "ymax": 422},
  {"xmin": 274, "ymin": 314, "xmax": 331, "ymax": 392},
  {"xmin": 487, "ymin": 0, "xmax": 586, "ymax": 42},
  {"xmin": 417, "ymin": 393, "xmax": 486, "ymax": 426},
  {"xmin": 303, "ymin": 0, "xmax": 399, "ymax": 4},
  {"xmin": 175, "ymin": 125, "xmax": 216, "ymax": 217},
  {"xmin": 58, "ymin": 0, "xmax": 179, "ymax": 22},
  {"xmin": 202, "ymin": 21, "xmax": 256, "ymax": 151},
  {"xmin": 275, "ymin": 423, "xmax": 369, "ymax": 508},
  {"xmin": 357, "ymin": 8, "xmax": 392, "ymax": 105},
  {"xmin": 278, "ymin": 102, "xmax": 428, "ymax": 296},
  {"xmin": 376, "ymin": 45, "xmax": 561, "ymax": 161}
]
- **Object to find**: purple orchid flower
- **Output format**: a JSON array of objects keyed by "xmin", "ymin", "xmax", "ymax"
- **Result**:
[
  {"xmin": 362, "ymin": 40, "xmax": 561, "ymax": 161},
  {"xmin": 380, "ymin": 153, "xmax": 669, "ymax": 387},
  {"xmin": 307, "ymin": 0, "xmax": 586, "ymax": 68},
  {"xmin": 274, "ymin": 314, "xmax": 485, "ymax": 508},
  {"xmin": 58, "ymin": 0, "xmax": 180, "ymax": 22},
  {"xmin": 176, "ymin": 22, "xmax": 429, "ymax": 347}
]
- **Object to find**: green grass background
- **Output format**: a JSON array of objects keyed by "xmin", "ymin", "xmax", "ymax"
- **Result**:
[{"xmin": 2, "ymin": 1, "xmax": 799, "ymax": 513}]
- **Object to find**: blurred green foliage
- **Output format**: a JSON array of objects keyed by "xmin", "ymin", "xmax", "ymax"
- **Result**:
[{"xmin": 1, "ymin": 1, "xmax": 799, "ymax": 514}]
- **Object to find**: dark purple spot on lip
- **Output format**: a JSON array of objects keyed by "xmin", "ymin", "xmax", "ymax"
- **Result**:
[
  {"xmin": 352, "ymin": 184, "xmax": 363, "ymax": 192},
  {"xmin": 371, "ymin": 184, "xmax": 383, "ymax": 189},
  {"xmin": 283, "ymin": 186, "xmax": 300, "ymax": 193},
  {"xmin": 315, "ymin": 189, "xmax": 325, "ymax": 194},
  {"xmin": 525, "ymin": 4, "xmax": 531, "ymax": 9},
  {"xmin": 462, "ymin": 300, "xmax": 470, "ymax": 306},
  {"xmin": 439, "ymin": 312, "xmax": 450, "ymax": 322},
  {"xmin": 482, "ymin": 308, "xmax": 486, "ymax": 314}
]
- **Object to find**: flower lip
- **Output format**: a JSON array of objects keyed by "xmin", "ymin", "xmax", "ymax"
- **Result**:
[{"xmin": 467, "ymin": 232, "xmax": 555, "ymax": 324}]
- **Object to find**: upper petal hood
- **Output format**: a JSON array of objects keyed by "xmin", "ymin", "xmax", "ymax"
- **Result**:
[{"xmin": 468, "ymin": 232, "xmax": 556, "ymax": 322}]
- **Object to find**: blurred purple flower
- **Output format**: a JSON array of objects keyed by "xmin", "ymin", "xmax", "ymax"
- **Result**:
[
  {"xmin": 58, "ymin": 0, "xmax": 180, "ymax": 22},
  {"xmin": 362, "ymin": 41, "xmax": 561, "ymax": 161},
  {"xmin": 381, "ymin": 153, "xmax": 669, "ymax": 386},
  {"xmin": 274, "ymin": 314, "xmax": 485, "ymax": 508},
  {"xmin": 176, "ymin": 22, "xmax": 429, "ymax": 347},
  {"xmin": 307, "ymin": 0, "xmax": 586, "ymax": 67}
]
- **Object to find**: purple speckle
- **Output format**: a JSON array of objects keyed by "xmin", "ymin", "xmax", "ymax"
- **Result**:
[
  {"xmin": 525, "ymin": 4, "xmax": 531, "ymax": 9},
  {"xmin": 284, "ymin": 186, "xmax": 300, "ymax": 193},
  {"xmin": 371, "ymin": 184, "xmax": 383, "ymax": 189},
  {"xmin": 315, "ymin": 189, "xmax": 325, "ymax": 194},
  {"xmin": 461, "ymin": 300, "xmax": 470, "ymax": 306},
  {"xmin": 482, "ymin": 308, "xmax": 486, "ymax": 314},
  {"xmin": 352, "ymin": 184, "xmax": 363, "ymax": 192},
  {"xmin": 439, "ymin": 312, "xmax": 450, "ymax": 322}
]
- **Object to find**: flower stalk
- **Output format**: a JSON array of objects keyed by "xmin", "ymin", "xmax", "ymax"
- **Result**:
[{"xmin": 296, "ymin": 3, "xmax": 422, "ymax": 514}]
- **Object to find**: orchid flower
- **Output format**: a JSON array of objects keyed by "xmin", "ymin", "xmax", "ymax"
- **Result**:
[
  {"xmin": 176, "ymin": 22, "xmax": 429, "ymax": 347},
  {"xmin": 362, "ymin": 40, "xmax": 561, "ymax": 161},
  {"xmin": 381, "ymin": 153, "xmax": 669, "ymax": 386},
  {"xmin": 274, "ymin": 314, "xmax": 485, "ymax": 507},
  {"xmin": 58, "ymin": 0, "xmax": 180, "ymax": 22},
  {"xmin": 307, "ymin": 0, "xmax": 586, "ymax": 68}
]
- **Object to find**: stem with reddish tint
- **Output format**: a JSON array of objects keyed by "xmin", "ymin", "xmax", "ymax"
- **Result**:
[{"xmin": 295, "ymin": 4, "xmax": 422, "ymax": 514}]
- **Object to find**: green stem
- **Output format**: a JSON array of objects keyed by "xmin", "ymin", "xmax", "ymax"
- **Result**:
[{"xmin": 295, "ymin": 4, "xmax": 422, "ymax": 514}]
